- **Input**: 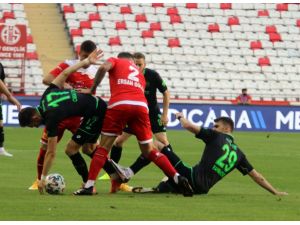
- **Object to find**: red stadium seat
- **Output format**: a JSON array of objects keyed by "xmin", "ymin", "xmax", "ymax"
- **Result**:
[
  {"xmin": 3, "ymin": 12, "xmax": 15, "ymax": 19},
  {"xmin": 296, "ymin": 19, "xmax": 300, "ymax": 27},
  {"xmin": 186, "ymin": 3, "xmax": 197, "ymax": 9},
  {"xmin": 75, "ymin": 45, "xmax": 80, "ymax": 54},
  {"xmin": 220, "ymin": 3, "xmax": 232, "ymax": 10},
  {"xmin": 89, "ymin": 13, "xmax": 101, "ymax": 21},
  {"xmin": 208, "ymin": 23, "xmax": 220, "ymax": 32},
  {"xmin": 27, "ymin": 35, "xmax": 33, "ymax": 44},
  {"xmin": 63, "ymin": 5, "xmax": 75, "ymax": 13},
  {"xmin": 168, "ymin": 38, "xmax": 180, "ymax": 48},
  {"xmin": 250, "ymin": 41, "xmax": 263, "ymax": 50},
  {"xmin": 228, "ymin": 16, "xmax": 240, "ymax": 26},
  {"xmin": 95, "ymin": 3, "xmax": 107, "ymax": 7},
  {"xmin": 152, "ymin": 3, "xmax": 164, "ymax": 7},
  {"xmin": 109, "ymin": 36, "xmax": 121, "ymax": 46},
  {"xmin": 276, "ymin": 3, "xmax": 288, "ymax": 11},
  {"xmin": 150, "ymin": 22, "xmax": 161, "ymax": 31},
  {"xmin": 135, "ymin": 14, "xmax": 147, "ymax": 23},
  {"xmin": 80, "ymin": 21, "xmax": 91, "ymax": 29},
  {"xmin": 170, "ymin": 15, "xmax": 182, "ymax": 24},
  {"xmin": 258, "ymin": 10, "xmax": 269, "ymax": 17},
  {"xmin": 269, "ymin": 33, "xmax": 282, "ymax": 42},
  {"xmin": 258, "ymin": 57, "xmax": 271, "ymax": 66},
  {"xmin": 141, "ymin": 30, "xmax": 154, "ymax": 38},
  {"xmin": 167, "ymin": 7, "xmax": 178, "ymax": 15},
  {"xmin": 115, "ymin": 21, "xmax": 127, "ymax": 30},
  {"xmin": 26, "ymin": 52, "xmax": 38, "ymax": 60},
  {"xmin": 265, "ymin": 25, "xmax": 277, "ymax": 34},
  {"xmin": 70, "ymin": 29, "xmax": 82, "ymax": 36},
  {"xmin": 120, "ymin": 6, "xmax": 132, "ymax": 14}
]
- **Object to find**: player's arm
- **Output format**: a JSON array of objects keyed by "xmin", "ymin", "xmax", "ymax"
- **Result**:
[
  {"xmin": 52, "ymin": 49, "xmax": 103, "ymax": 89},
  {"xmin": 0, "ymin": 80, "xmax": 21, "ymax": 111},
  {"xmin": 248, "ymin": 169, "xmax": 288, "ymax": 196},
  {"xmin": 176, "ymin": 112, "xmax": 201, "ymax": 135},
  {"xmin": 38, "ymin": 136, "xmax": 58, "ymax": 194},
  {"xmin": 161, "ymin": 89, "xmax": 170, "ymax": 126},
  {"xmin": 90, "ymin": 61, "xmax": 112, "ymax": 94}
]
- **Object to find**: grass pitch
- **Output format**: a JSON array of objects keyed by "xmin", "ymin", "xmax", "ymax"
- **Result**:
[{"xmin": 0, "ymin": 127, "xmax": 299, "ymax": 220}]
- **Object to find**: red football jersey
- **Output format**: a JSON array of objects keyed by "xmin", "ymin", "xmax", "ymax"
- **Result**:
[
  {"xmin": 107, "ymin": 57, "xmax": 147, "ymax": 109},
  {"xmin": 50, "ymin": 59, "xmax": 97, "ymax": 89}
]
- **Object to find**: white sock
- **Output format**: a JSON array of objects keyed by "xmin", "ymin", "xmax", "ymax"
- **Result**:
[
  {"xmin": 0, "ymin": 147, "xmax": 4, "ymax": 152},
  {"xmin": 173, "ymin": 173, "xmax": 180, "ymax": 184},
  {"xmin": 127, "ymin": 168, "xmax": 134, "ymax": 177},
  {"xmin": 85, "ymin": 180, "xmax": 95, "ymax": 188}
]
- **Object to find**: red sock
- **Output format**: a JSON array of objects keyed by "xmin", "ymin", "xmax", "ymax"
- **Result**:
[
  {"xmin": 88, "ymin": 146, "xmax": 109, "ymax": 180},
  {"xmin": 147, "ymin": 149, "xmax": 177, "ymax": 178},
  {"xmin": 37, "ymin": 148, "xmax": 46, "ymax": 180}
]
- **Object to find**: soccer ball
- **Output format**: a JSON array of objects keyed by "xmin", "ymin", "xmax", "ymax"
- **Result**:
[{"xmin": 45, "ymin": 173, "xmax": 65, "ymax": 195}]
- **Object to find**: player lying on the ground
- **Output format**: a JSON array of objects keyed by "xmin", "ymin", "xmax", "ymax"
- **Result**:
[
  {"xmin": 112, "ymin": 114, "xmax": 288, "ymax": 196},
  {"xmin": 18, "ymin": 49, "xmax": 120, "ymax": 194}
]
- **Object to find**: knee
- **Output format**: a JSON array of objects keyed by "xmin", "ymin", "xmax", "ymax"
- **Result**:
[{"xmin": 65, "ymin": 141, "xmax": 80, "ymax": 156}]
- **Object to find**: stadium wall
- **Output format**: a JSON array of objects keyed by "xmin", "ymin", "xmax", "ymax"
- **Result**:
[{"xmin": 3, "ymin": 96, "xmax": 300, "ymax": 132}]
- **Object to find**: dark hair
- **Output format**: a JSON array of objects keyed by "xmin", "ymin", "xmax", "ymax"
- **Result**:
[
  {"xmin": 214, "ymin": 117, "xmax": 234, "ymax": 131},
  {"xmin": 117, "ymin": 52, "xmax": 134, "ymax": 60},
  {"xmin": 18, "ymin": 107, "xmax": 36, "ymax": 127},
  {"xmin": 133, "ymin": 52, "xmax": 145, "ymax": 60},
  {"xmin": 80, "ymin": 40, "xmax": 96, "ymax": 53},
  {"xmin": 242, "ymin": 88, "xmax": 247, "ymax": 92}
]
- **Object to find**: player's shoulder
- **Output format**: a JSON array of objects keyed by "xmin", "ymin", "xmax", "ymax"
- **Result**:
[
  {"xmin": 145, "ymin": 68, "xmax": 159, "ymax": 75},
  {"xmin": 63, "ymin": 59, "xmax": 80, "ymax": 66}
]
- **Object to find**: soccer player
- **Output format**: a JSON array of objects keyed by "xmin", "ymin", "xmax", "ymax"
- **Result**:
[
  {"xmin": 73, "ymin": 52, "xmax": 193, "ymax": 196},
  {"xmin": 0, "ymin": 62, "xmax": 21, "ymax": 157},
  {"xmin": 18, "ymin": 49, "xmax": 110, "ymax": 194},
  {"xmin": 129, "ymin": 114, "xmax": 288, "ymax": 196},
  {"xmin": 28, "ymin": 40, "xmax": 99, "ymax": 190},
  {"xmin": 107, "ymin": 52, "xmax": 173, "ymax": 181}
]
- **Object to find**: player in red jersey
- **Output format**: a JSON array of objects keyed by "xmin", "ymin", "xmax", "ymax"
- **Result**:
[
  {"xmin": 28, "ymin": 40, "xmax": 100, "ymax": 190},
  {"xmin": 74, "ymin": 52, "xmax": 193, "ymax": 196}
]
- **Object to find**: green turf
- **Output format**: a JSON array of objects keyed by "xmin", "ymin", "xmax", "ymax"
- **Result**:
[{"xmin": 0, "ymin": 127, "xmax": 299, "ymax": 220}]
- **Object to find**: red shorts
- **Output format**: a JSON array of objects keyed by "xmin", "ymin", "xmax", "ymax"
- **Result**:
[
  {"xmin": 40, "ymin": 116, "xmax": 81, "ymax": 144},
  {"xmin": 102, "ymin": 105, "xmax": 152, "ymax": 144}
]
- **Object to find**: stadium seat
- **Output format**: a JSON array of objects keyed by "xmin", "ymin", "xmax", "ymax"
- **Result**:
[
  {"xmin": 186, "ymin": 3, "xmax": 197, "ymax": 9},
  {"xmin": 228, "ymin": 16, "xmax": 240, "ymax": 26},
  {"xmin": 150, "ymin": 22, "xmax": 161, "ymax": 31},
  {"xmin": 88, "ymin": 12, "xmax": 100, "ymax": 21},
  {"xmin": 208, "ymin": 23, "xmax": 220, "ymax": 32},
  {"xmin": 167, "ymin": 7, "xmax": 178, "ymax": 15},
  {"xmin": 152, "ymin": 3, "xmax": 164, "ymax": 8},
  {"xmin": 296, "ymin": 19, "xmax": 300, "ymax": 27},
  {"xmin": 79, "ymin": 20, "xmax": 91, "ymax": 29},
  {"xmin": 170, "ymin": 15, "xmax": 182, "ymax": 24},
  {"xmin": 168, "ymin": 38, "xmax": 180, "ymax": 48},
  {"xmin": 135, "ymin": 14, "xmax": 147, "ymax": 23},
  {"xmin": 70, "ymin": 28, "xmax": 82, "ymax": 36},
  {"xmin": 109, "ymin": 36, "xmax": 121, "ymax": 46},
  {"xmin": 258, "ymin": 57, "xmax": 271, "ymax": 66},
  {"xmin": 26, "ymin": 52, "xmax": 38, "ymax": 60},
  {"xmin": 141, "ymin": 30, "xmax": 154, "ymax": 38},
  {"xmin": 3, "ymin": 11, "xmax": 15, "ymax": 19},
  {"xmin": 63, "ymin": 5, "xmax": 75, "ymax": 13},
  {"xmin": 258, "ymin": 10, "xmax": 269, "ymax": 17},
  {"xmin": 220, "ymin": 3, "xmax": 232, "ymax": 10},
  {"xmin": 250, "ymin": 40, "xmax": 263, "ymax": 50},
  {"xmin": 269, "ymin": 33, "xmax": 282, "ymax": 42},
  {"xmin": 265, "ymin": 25, "xmax": 277, "ymax": 33},
  {"xmin": 27, "ymin": 34, "xmax": 33, "ymax": 43},
  {"xmin": 120, "ymin": 6, "xmax": 132, "ymax": 14},
  {"xmin": 276, "ymin": 3, "xmax": 288, "ymax": 11},
  {"xmin": 115, "ymin": 21, "xmax": 127, "ymax": 30}
]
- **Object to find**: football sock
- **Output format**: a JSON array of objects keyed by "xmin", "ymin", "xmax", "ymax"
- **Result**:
[
  {"xmin": 110, "ymin": 145, "xmax": 123, "ymax": 163},
  {"xmin": 0, "ymin": 127, "xmax": 4, "ymax": 147},
  {"xmin": 69, "ymin": 152, "xmax": 89, "ymax": 183},
  {"xmin": 166, "ymin": 144, "xmax": 174, "ymax": 152},
  {"xmin": 129, "ymin": 154, "xmax": 151, "ymax": 174},
  {"xmin": 37, "ymin": 148, "xmax": 46, "ymax": 180},
  {"xmin": 87, "ymin": 147, "xmax": 115, "ymax": 175},
  {"xmin": 87, "ymin": 146, "xmax": 109, "ymax": 181},
  {"xmin": 147, "ymin": 149, "xmax": 177, "ymax": 178}
]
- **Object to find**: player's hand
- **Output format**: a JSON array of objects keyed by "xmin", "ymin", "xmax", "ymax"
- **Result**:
[
  {"xmin": 87, "ymin": 49, "xmax": 104, "ymax": 65},
  {"xmin": 175, "ymin": 112, "xmax": 184, "ymax": 120},
  {"xmin": 76, "ymin": 88, "xmax": 92, "ymax": 94},
  {"xmin": 7, "ymin": 95, "xmax": 22, "ymax": 111},
  {"xmin": 275, "ymin": 191, "xmax": 288, "ymax": 196},
  {"xmin": 38, "ymin": 179, "xmax": 45, "ymax": 194},
  {"xmin": 161, "ymin": 114, "xmax": 169, "ymax": 126}
]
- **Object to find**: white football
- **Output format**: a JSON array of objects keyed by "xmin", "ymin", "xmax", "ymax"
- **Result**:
[{"xmin": 45, "ymin": 173, "xmax": 65, "ymax": 195}]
